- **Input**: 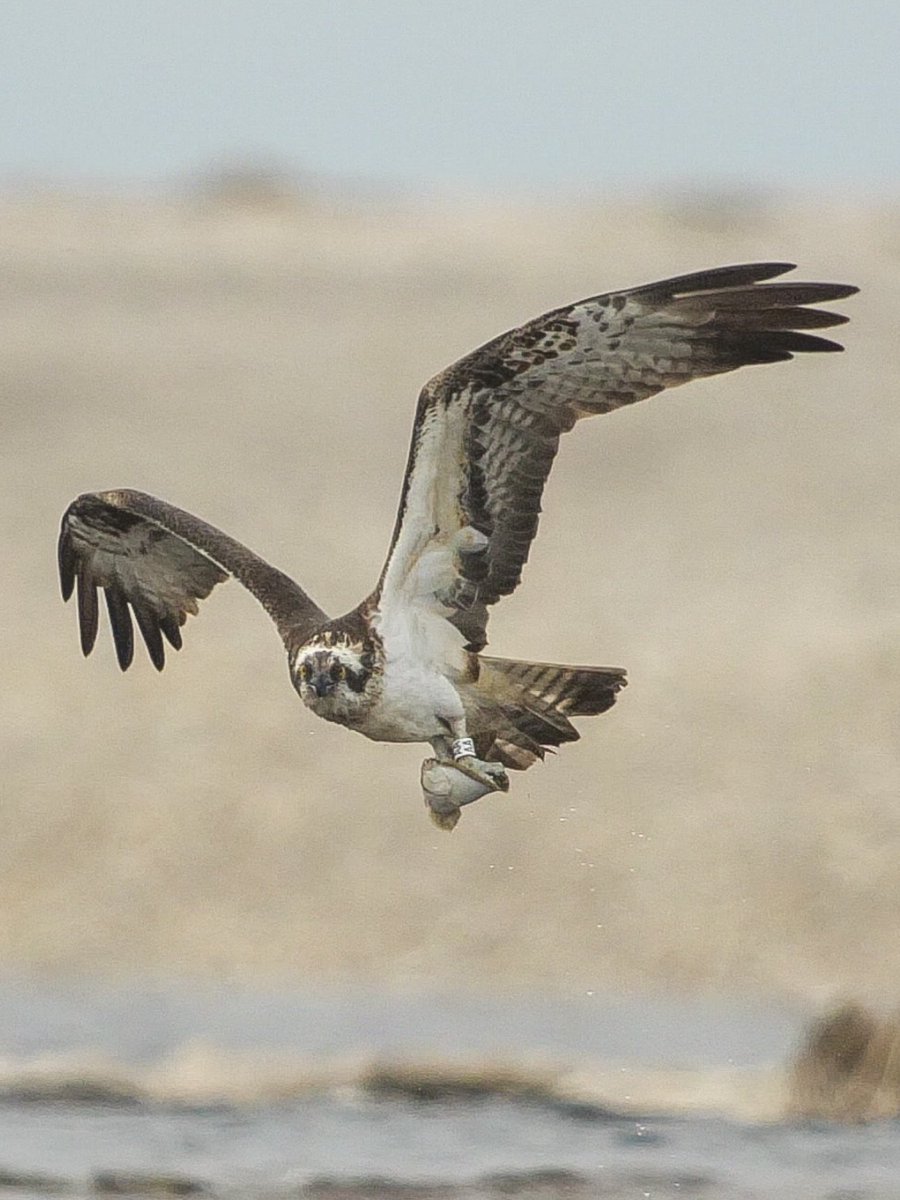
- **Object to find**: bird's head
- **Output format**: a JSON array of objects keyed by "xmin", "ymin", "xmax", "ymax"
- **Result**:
[{"xmin": 290, "ymin": 631, "xmax": 377, "ymax": 720}]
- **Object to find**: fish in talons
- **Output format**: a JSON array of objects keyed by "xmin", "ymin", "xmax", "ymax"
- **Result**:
[{"xmin": 421, "ymin": 756, "xmax": 509, "ymax": 831}]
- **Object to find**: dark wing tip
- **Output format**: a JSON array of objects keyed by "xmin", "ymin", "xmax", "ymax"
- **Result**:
[
  {"xmin": 646, "ymin": 263, "xmax": 858, "ymax": 309},
  {"xmin": 775, "ymin": 330, "xmax": 849, "ymax": 354},
  {"xmin": 103, "ymin": 586, "xmax": 135, "ymax": 671},
  {"xmin": 673, "ymin": 267, "xmax": 858, "ymax": 362},
  {"xmin": 815, "ymin": 282, "xmax": 859, "ymax": 301},
  {"xmin": 650, "ymin": 262, "xmax": 797, "ymax": 299},
  {"xmin": 58, "ymin": 524, "xmax": 76, "ymax": 602},
  {"xmin": 76, "ymin": 571, "xmax": 99, "ymax": 658},
  {"xmin": 714, "ymin": 328, "xmax": 850, "ymax": 367},
  {"xmin": 132, "ymin": 603, "xmax": 166, "ymax": 671},
  {"xmin": 159, "ymin": 613, "xmax": 184, "ymax": 652},
  {"xmin": 752, "ymin": 281, "xmax": 858, "ymax": 308},
  {"xmin": 751, "ymin": 261, "xmax": 797, "ymax": 275},
  {"xmin": 684, "ymin": 262, "xmax": 797, "ymax": 287},
  {"xmin": 58, "ymin": 489, "xmax": 266, "ymax": 673}
]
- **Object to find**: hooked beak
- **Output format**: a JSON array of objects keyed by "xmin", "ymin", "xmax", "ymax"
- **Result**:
[{"xmin": 310, "ymin": 673, "xmax": 335, "ymax": 699}]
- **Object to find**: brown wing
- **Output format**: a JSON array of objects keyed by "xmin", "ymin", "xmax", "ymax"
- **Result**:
[
  {"xmin": 377, "ymin": 262, "xmax": 857, "ymax": 651},
  {"xmin": 58, "ymin": 489, "xmax": 328, "ymax": 670}
]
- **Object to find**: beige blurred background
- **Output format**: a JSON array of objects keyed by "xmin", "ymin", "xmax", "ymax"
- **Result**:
[{"xmin": 1, "ymin": 184, "xmax": 895, "ymax": 1001}]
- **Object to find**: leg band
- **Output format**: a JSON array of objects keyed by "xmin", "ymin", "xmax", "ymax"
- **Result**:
[{"xmin": 451, "ymin": 736, "xmax": 476, "ymax": 760}]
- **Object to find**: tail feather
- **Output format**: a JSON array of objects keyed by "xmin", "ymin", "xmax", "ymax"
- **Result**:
[{"xmin": 474, "ymin": 656, "xmax": 627, "ymax": 770}]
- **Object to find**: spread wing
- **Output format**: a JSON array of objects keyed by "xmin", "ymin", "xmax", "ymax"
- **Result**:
[
  {"xmin": 58, "ymin": 489, "xmax": 327, "ymax": 670},
  {"xmin": 376, "ymin": 262, "xmax": 857, "ymax": 651}
]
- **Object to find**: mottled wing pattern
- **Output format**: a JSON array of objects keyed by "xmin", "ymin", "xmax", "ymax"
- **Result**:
[
  {"xmin": 58, "ymin": 489, "xmax": 327, "ymax": 669},
  {"xmin": 378, "ymin": 263, "xmax": 856, "ymax": 650}
]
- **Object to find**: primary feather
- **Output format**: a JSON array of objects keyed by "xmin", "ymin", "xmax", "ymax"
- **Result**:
[
  {"xmin": 375, "ymin": 263, "xmax": 856, "ymax": 653},
  {"xmin": 58, "ymin": 489, "xmax": 325, "ymax": 670}
]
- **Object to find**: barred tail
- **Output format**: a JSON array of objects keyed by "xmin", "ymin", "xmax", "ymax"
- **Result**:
[{"xmin": 474, "ymin": 656, "xmax": 627, "ymax": 770}]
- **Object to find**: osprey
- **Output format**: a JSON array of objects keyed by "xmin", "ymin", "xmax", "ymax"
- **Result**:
[{"xmin": 58, "ymin": 262, "xmax": 856, "ymax": 828}]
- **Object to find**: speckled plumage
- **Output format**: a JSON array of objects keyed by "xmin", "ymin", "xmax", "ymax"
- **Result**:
[{"xmin": 57, "ymin": 262, "xmax": 856, "ymax": 816}]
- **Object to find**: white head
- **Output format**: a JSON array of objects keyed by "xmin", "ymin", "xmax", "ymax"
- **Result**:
[{"xmin": 290, "ymin": 631, "xmax": 377, "ymax": 722}]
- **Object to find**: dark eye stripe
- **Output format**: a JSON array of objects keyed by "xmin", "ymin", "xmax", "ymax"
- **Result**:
[
  {"xmin": 295, "ymin": 645, "xmax": 372, "ymax": 692},
  {"xmin": 345, "ymin": 669, "xmax": 369, "ymax": 693}
]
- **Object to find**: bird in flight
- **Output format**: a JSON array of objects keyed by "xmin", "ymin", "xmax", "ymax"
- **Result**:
[{"xmin": 58, "ymin": 262, "xmax": 856, "ymax": 828}]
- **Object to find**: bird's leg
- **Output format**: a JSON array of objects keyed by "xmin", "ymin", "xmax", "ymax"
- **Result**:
[
  {"xmin": 446, "ymin": 719, "xmax": 508, "ymax": 785},
  {"xmin": 449, "ymin": 734, "xmax": 477, "ymax": 761},
  {"xmin": 430, "ymin": 734, "xmax": 454, "ymax": 763},
  {"xmin": 421, "ymin": 725, "xmax": 509, "ymax": 831}
]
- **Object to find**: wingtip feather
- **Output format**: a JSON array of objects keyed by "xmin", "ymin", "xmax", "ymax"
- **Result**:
[
  {"xmin": 159, "ymin": 614, "xmax": 183, "ymax": 651},
  {"xmin": 104, "ymin": 587, "xmax": 135, "ymax": 671},
  {"xmin": 76, "ymin": 572, "xmax": 99, "ymax": 657},
  {"xmin": 58, "ymin": 528, "xmax": 76, "ymax": 602},
  {"xmin": 132, "ymin": 604, "xmax": 166, "ymax": 671}
]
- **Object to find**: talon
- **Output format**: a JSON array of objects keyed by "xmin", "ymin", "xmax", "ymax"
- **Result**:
[
  {"xmin": 420, "ymin": 755, "xmax": 509, "ymax": 831},
  {"xmin": 453, "ymin": 756, "xmax": 509, "ymax": 793}
]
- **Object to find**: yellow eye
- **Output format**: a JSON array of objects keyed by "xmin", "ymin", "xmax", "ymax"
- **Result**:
[
  {"xmin": 299, "ymin": 662, "xmax": 310, "ymax": 681},
  {"xmin": 337, "ymin": 664, "xmax": 347, "ymax": 681}
]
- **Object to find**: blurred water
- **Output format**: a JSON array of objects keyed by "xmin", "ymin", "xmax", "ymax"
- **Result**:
[
  {"xmin": 4, "ymin": 1099, "xmax": 900, "ymax": 1199},
  {"xmin": 0, "ymin": 980, "xmax": 896, "ymax": 1199}
]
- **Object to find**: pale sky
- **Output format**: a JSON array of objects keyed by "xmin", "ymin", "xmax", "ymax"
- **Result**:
[{"xmin": 3, "ymin": 0, "xmax": 898, "ymax": 192}]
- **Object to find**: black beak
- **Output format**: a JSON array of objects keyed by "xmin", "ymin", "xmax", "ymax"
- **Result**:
[{"xmin": 311, "ymin": 674, "xmax": 334, "ymax": 699}]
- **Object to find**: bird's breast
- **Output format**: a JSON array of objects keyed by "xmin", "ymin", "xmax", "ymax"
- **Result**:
[{"xmin": 359, "ymin": 602, "xmax": 468, "ymax": 743}]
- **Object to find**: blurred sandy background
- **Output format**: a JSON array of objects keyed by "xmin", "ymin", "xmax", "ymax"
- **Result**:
[{"xmin": 0, "ymin": 183, "xmax": 895, "ymax": 1004}]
